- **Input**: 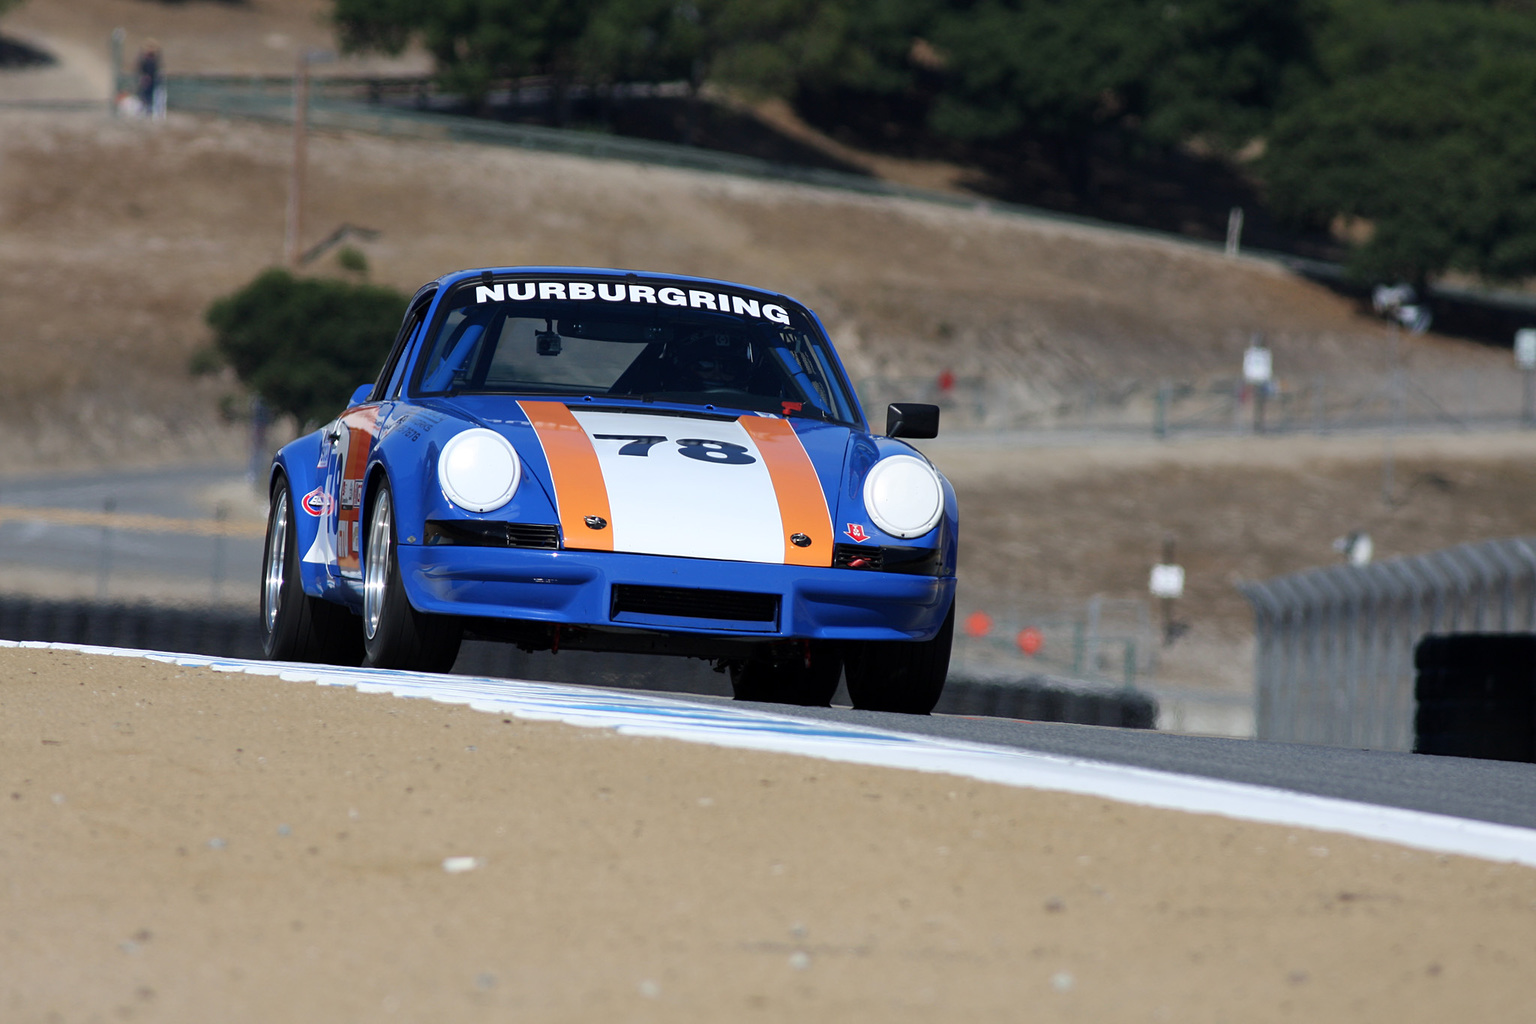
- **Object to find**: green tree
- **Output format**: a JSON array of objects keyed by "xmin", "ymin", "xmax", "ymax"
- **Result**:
[
  {"xmin": 1261, "ymin": 1, "xmax": 1536, "ymax": 285},
  {"xmin": 201, "ymin": 269, "xmax": 409, "ymax": 426},
  {"xmin": 333, "ymin": 0, "xmax": 600, "ymax": 101},
  {"xmin": 927, "ymin": 0, "xmax": 1317, "ymax": 148}
]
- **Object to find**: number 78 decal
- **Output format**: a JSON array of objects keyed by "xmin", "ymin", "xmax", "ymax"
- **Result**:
[{"xmin": 593, "ymin": 434, "xmax": 756, "ymax": 465}]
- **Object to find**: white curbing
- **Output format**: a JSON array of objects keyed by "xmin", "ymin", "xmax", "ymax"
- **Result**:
[{"xmin": 10, "ymin": 639, "xmax": 1536, "ymax": 868}]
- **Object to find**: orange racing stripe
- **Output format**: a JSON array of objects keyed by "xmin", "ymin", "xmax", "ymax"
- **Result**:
[
  {"xmin": 737, "ymin": 416, "xmax": 833, "ymax": 567},
  {"xmin": 520, "ymin": 401, "xmax": 614, "ymax": 552}
]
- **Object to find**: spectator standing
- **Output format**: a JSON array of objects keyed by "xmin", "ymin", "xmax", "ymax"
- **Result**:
[{"xmin": 137, "ymin": 40, "xmax": 165, "ymax": 120}]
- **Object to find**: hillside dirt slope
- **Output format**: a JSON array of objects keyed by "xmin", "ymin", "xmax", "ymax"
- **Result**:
[{"xmin": 6, "ymin": 645, "xmax": 1536, "ymax": 1024}]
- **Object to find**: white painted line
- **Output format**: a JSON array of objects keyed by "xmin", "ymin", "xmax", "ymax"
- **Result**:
[{"xmin": 10, "ymin": 640, "xmax": 1536, "ymax": 868}]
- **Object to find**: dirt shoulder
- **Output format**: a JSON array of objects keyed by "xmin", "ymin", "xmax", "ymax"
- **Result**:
[{"xmin": 4, "ymin": 646, "xmax": 1535, "ymax": 1022}]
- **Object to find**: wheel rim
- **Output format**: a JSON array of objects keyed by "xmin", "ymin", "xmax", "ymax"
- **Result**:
[
  {"xmin": 262, "ymin": 489, "xmax": 289, "ymax": 636},
  {"xmin": 363, "ymin": 489, "xmax": 392, "ymax": 641}
]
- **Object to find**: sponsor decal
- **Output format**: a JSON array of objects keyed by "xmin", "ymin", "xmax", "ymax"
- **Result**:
[
  {"xmin": 845, "ymin": 523, "xmax": 871, "ymax": 543},
  {"xmin": 474, "ymin": 279, "xmax": 792, "ymax": 326},
  {"xmin": 339, "ymin": 478, "xmax": 364, "ymax": 510},
  {"xmin": 300, "ymin": 487, "xmax": 333, "ymax": 517}
]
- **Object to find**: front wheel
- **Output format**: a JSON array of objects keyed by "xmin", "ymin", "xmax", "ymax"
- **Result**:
[
  {"xmin": 261, "ymin": 478, "xmax": 364, "ymax": 666},
  {"xmin": 361, "ymin": 481, "xmax": 462, "ymax": 672},
  {"xmin": 844, "ymin": 602, "xmax": 954, "ymax": 714}
]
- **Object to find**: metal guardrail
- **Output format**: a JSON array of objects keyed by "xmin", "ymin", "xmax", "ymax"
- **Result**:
[{"xmin": 1240, "ymin": 537, "xmax": 1536, "ymax": 752}]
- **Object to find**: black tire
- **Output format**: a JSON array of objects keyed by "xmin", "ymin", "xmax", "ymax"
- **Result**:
[
  {"xmin": 261, "ymin": 477, "xmax": 364, "ymax": 665},
  {"xmin": 844, "ymin": 601, "xmax": 954, "ymax": 714},
  {"xmin": 361, "ymin": 480, "xmax": 462, "ymax": 672},
  {"xmin": 730, "ymin": 642, "xmax": 842, "ymax": 706}
]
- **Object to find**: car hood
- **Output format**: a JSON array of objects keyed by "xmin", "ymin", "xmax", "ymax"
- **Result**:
[{"xmin": 435, "ymin": 396, "xmax": 852, "ymax": 566}]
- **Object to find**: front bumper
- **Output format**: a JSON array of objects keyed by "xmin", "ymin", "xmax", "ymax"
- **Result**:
[{"xmin": 398, "ymin": 544, "xmax": 954, "ymax": 642}]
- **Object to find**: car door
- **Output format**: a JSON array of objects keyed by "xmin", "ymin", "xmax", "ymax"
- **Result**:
[{"xmin": 324, "ymin": 292, "xmax": 435, "ymax": 583}]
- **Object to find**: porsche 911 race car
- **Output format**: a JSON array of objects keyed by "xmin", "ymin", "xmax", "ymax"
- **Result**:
[{"xmin": 262, "ymin": 267, "xmax": 957, "ymax": 712}]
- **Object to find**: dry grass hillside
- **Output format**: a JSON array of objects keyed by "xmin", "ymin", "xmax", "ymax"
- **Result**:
[{"xmin": 0, "ymin": 104, "xmax": 1509, "ymax": 469}]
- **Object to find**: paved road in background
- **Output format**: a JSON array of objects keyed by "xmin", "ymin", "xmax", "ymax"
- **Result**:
[{"xmin": 0, "ymin": 464, "xmax": 263, "ymax": 602}]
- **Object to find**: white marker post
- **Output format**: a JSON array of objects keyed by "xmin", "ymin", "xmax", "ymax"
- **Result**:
[
  {"xmin": 1516, "ymin": 328, "xmax": 1536, "ymax": 427},
  {"xmin": 1150, "ymin": 537, "xmax": 1186, "ymax": 646},
  {"xmin": 1242, "ymin": 339, "xmax": 1273, "ymax": 434}
]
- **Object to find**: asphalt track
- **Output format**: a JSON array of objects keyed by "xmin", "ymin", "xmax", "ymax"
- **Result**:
[{"xmin": 715, "ymin": 697, "xmax": 1536, "ymax": 832}]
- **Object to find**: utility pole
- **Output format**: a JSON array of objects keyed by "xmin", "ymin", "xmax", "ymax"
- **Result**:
[
  {"xmin": 283, "ymin": 51, "xmax": 312, "ymax": 267},
  {"xmin": 109, "ymin": 28, "xmax": 125, "ymax": 115}
]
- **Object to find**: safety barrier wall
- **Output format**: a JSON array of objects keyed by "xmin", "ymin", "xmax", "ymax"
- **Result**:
[
  {"xmin": 0, "ymin": 595, "xmax": 1154, "ymax": 727},
  {"xmin": 1240, "ymin": 537, "xmax": 1536, "ymax": 751}
]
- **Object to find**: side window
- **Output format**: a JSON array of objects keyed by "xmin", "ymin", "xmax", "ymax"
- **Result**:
[
  {"xmin": 372, "ymin": 296, "xmax": 433, "ymax": 402},
  {"xmin": 386, "ymin": 316, "xmax": 425, "ymax": 398}
]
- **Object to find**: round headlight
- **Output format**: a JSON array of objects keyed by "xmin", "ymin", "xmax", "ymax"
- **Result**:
[
  {"xmin": 862, "ymin": 454, "xmax": 943, "ymax": 539},
  {"xmin": 438, "ymin": 428, "xmax": 521, "ymax": 513}
]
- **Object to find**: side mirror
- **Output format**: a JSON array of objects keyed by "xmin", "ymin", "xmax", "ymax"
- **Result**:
[
  {"xmin": 886, "ymin": 403, "xmax": 940, "ymax": 439},
  {"xmin": 348, "ymin": 384, "xmax": 373, "ymax": 408}
]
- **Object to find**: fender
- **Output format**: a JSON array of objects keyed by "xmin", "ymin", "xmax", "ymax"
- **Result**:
[
  {"xmin": 269, "ymin": 429, "xmax": 338, "ymax": 601},
  {"xmin": 358, "ymin": 415, "xmax": 567, "ymax": 615},
  {"xmin": 832, "ymin": 434, "xmax": 955, "ymax": 566}
]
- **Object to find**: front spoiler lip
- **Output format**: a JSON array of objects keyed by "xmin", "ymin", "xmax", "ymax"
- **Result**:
[{"xmin": 395, "ymin": 544, "xmax": 954, "ymax": 643}]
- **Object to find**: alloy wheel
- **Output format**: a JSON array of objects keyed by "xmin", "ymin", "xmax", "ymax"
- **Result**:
[
  {"xmin": 363, "ymin": 489, "xmax": 392, "ymax": 641},
  {"xmin": 262, "ymin": 489, "xmax": 289, "ymax": 636}
]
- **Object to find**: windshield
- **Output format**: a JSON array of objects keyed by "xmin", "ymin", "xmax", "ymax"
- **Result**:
[{"xmin": 411, "ymin": 279, "xmax": 861, "ymax": 425}]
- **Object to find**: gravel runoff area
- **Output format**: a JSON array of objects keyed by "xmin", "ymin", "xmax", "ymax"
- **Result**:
[{"xmin": 5, "ymin": 645, "xmax": 1536, "ymax": 1022}]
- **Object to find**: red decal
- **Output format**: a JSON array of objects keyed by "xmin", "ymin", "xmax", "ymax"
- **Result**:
[
  {"xmin": 300, "ymin": 487, "xmax": 333, "ymax": 517},
  {"xmin": 844, "ymin": 523, "xmax": 870, "ymax": 543}
]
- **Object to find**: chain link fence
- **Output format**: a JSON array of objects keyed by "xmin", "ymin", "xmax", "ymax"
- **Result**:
[{"xmin": 1240, "ymin": 537, "xmax": 1536, "ymax": 752}]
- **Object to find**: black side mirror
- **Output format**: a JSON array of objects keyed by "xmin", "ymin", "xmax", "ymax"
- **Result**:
[{"xmin": 886, "ymin": 403, "xmax": 940, "ymax": 439}]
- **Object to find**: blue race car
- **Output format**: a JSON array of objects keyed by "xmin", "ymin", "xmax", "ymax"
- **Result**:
[{"xmin": 261, "ymin": 267, "xmax": 957, "ymax": 712}]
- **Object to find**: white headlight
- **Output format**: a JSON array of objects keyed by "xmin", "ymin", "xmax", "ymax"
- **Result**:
[
  {"xmin": 438, "ymin": 428, "xmax": 521, "ymax": 513},
  {"xmin": 863, "ymin": 454, "xmax": 943, "ymax": 539}
]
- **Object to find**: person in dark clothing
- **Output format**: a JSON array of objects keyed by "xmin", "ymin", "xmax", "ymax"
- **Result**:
[{"xmin": 137, "ymin": 40, "xmax": 162, "ymax": 118}]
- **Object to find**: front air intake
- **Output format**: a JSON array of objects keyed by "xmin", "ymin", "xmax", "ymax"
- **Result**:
[
  {"xmin": 424, "ymin": 520, "xmax": 560, "ymax": 549},
  {"xmin": 610, "ymin": 584, "xmax": 779, "ymax": 624}
]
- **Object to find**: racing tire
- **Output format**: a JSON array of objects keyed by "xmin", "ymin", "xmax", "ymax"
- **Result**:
[
  {"xmin": 730, "ymin": 642, "xmax": 842, "ymax": 707},
  {"xmin": 844, "ymin": 601, "xmax": 954, "ymax": 714},
  {"xmin": 361, "ymin": 481, "xmax": 462, "ymax": 673},
  {"xmin": 261, "ymin": 478, "xmax": 365, "ymax": 666}
]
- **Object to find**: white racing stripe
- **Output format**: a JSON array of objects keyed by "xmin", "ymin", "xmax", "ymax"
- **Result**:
[
  {"xmin": 569, "ymin": 410, "xmax": 784, "ymax": 562},
  {"xmin": 11, "ymin": 639, "xmax": 1536, "ymax": 868}
]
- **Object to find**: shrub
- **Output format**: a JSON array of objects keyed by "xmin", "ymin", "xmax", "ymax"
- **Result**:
[{"xmin": 200, "ymin": 268, "xmax": 409, "ymax": 427}]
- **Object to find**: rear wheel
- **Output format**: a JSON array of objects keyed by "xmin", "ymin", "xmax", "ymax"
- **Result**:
[
  {"xmin": 844, "ymin": 602, "xmax": 954, "ymax": 714},
  {"xmin": 361, "ymin": 481, "xmax": 462, "ymax": 672},
  {"xmin": 730, "ymin": 642, "xmax": 842, "ymax": 707},
  {"xmin": 261, "ymin": 478, "xmax": 364, "ymax": 665}
]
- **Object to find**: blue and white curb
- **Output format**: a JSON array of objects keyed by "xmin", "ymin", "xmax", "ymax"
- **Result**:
[{"xmin": 11, "ymin": 639, "xmax": 1536, "ymax": 868}]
